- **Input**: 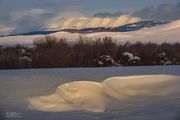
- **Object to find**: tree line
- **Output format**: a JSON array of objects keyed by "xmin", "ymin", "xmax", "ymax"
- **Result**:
[{"xmin": 0, "ymin": 36, "xmax": 180, "ymax": 69}]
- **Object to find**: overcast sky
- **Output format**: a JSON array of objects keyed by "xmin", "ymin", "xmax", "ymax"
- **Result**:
[{"xmin": 0, "ymin": 0, "xmax": 179, "ymax": 35}]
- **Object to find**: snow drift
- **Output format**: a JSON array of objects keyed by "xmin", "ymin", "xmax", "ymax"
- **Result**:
[{"xmin": 27, "ymin": 75, "xmax": 180, "ymax": 112}]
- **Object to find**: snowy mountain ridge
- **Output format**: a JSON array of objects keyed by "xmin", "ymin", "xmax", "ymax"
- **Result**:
[
  {"xmin": 0, "ymin": 20, "xmax": 167, "ymax": 37},
  {"xmin": 0, "ymin": 19, "xmax": 180, "ymax": 46}
]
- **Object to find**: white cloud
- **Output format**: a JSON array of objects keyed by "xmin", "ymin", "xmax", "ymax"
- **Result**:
[
  {"xmin": 47, "ymin": 15, "xmax": 141, "ymax": 29},
  {"xmin": 9, "ymin": 8, "xmax": 49, "ymax": 21},
  {"xmin": 0, "ymin": 25, "xmax": 14, "ymax": 35},
  {"xmin": 6, "ymin": 8, "xmax": 52, "ymax": 34}
]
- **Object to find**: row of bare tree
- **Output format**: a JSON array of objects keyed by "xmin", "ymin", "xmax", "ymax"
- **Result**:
[{"xmin": 0, "ymin": 36, "xmax": 180, "ymax": 69}]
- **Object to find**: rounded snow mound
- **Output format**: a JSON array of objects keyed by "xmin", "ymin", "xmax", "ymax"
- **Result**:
[{"xmin": 27, "ymin": 75, "xmax": 180, "ymax": 112}]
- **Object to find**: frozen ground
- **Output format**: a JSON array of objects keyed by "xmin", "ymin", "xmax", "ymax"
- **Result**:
[{"xmin": 0, "ymin": 66, "xmax": 180, "ymax": 120}]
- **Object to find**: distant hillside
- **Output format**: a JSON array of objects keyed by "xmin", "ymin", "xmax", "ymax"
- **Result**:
[
  {"xmin": 0, "ymin": 20, "xmax": 179, "ymax": 46},
  {"xmin": 0, "ymin": 21, "xmax": 167, "ymax": 37},
  {"xmin": 0, "ymin": 30, "xmax": 60, "ymax": 37},
  {"xmin": 74, "ymin": 21, "xmax": 168, "ymax": 33}
]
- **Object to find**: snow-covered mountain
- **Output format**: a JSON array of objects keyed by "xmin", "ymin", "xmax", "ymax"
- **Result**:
[
  {"xmin": 0, "ymin": 20, "xmax": 180, "ymax": 46},
  {"xmin": 73, "ymin": 21, "xmax": 167, "ymax": 33},
  {"xmin": 1, "ymin": 21, "xmax": 166, "ymax": 36}
]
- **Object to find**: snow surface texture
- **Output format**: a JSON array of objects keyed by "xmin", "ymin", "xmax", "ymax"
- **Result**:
[
  {"xmin": 1, "ymin": 66, "xmax": 180, "ymax": 120},
  {"xmin": 0, "ymin": 19, "xmax": 180, "ymax": 46},
  {"xmin": 27, "ymin": 75, "xmax": 180, "ymax": 113}
]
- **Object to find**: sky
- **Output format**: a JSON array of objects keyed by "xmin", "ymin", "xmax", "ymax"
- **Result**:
[{"xmin": 0, "ymin": 0, "xmax": 180, "ymax": 35}]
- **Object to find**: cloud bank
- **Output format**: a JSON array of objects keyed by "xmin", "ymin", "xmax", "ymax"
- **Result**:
[
  {"xmin": 0, "ymin": 2, "xmax": 179, "ymax": 35},
  {"xmin": 134, "ymin": 2, "xmax": 180, "ymax": 21},
  {"xmin": 93, "ymin": 12, "xmax": 127, "ymax": 18},
  {"xmin": 0, "ymin": 0, "xmax": 80, "ymax": 35},
  {"xmin": 94, "ymin": 2, "xmax": 180, "ymax": 21},
  {"xmin": 9, "ymin": 8, "xmax": 53, "ymax": 34},
  {"xmin": 47, "ymin": 15, "xmax": 140, "ymax": 29}
]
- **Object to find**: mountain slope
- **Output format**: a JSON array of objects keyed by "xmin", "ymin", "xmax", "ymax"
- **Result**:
[
  {"xmin": 77, "ymin": 21, "xmax": 167, "ymax": 33},
  {"xmin": 0, "ymin": 21, "xmax": 166, "ymax": 36},
  {"xmin": 0, "ymin": 20, "xmax": 180, "ymax": 46}
]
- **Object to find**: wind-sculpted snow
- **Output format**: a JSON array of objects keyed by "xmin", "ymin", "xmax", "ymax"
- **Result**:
[{"xmin": 27, "ymin": 75, "xmax": 180, "ymax": 112}]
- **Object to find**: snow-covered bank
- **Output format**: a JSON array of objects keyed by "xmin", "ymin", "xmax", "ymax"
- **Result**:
[
  {"xmin": 0, "ymin": 66, "xmax": 180, "ymax": 120},
  {"xmin": 27, "ymin": 75, "xmax": 180, "ymax": 112},
  {"xmin": 0, "ymin": 20, "xmax": 180, "ymax": 46}
]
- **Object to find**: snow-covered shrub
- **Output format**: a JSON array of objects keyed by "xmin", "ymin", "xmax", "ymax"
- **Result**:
[
  {"xmin": 95, "ymin": 55, "xmax": 119, "ymax": 67},
  {"xmin": 19, "ymin": 56, "xmax": 32, "ymax": 63},
  {"xmin": 121, "ymin": 52, "xmax": 141, "ymax": 65},
  {"xmin": 18, "ymin": 48, "xmax": 26, "ymax": 55},
  {"xmin": 21, "ymin": 49, "xmax": 26, "ymax": 54},
  {"xmin": 19, "ymin": 56, "xmax": 32, "ymax": 68},
  {"xmin": 17, "ymin": 48, "xmax": 32, "ymax": 67},
  {"xmin": 157, "ymin": 52, "xmax": 172, "ymax": 65}
]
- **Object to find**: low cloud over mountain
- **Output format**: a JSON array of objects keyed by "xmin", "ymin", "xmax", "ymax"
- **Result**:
[
  {"xmin": 47, "ymin": 15, "xmax": 140, "ymax": 29},
  {"xmin": 0, "ymin": 1, "xmax": 179, "ymax": 35},
  {"xmin": 94, "ymin": 2, "xmax": 180, "ymax": 21}
]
